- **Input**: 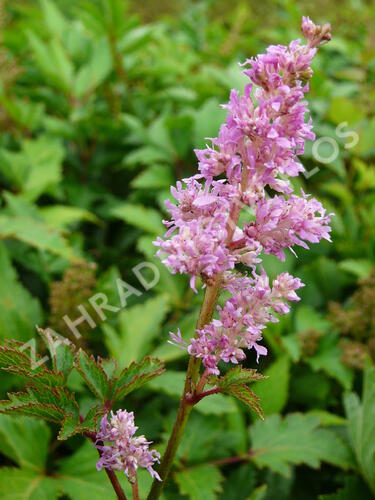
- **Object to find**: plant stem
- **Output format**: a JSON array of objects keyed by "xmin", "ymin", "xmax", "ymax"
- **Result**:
[
  {"xmin": 105, "ymin": 469, "xmax": 128, "ymax": 500},
  {"xmin": 146, "ymin": 279, "xmax": 221, "ymax": 500},
  {"xmin": 131, "ymin": 480, "xmax": 139, "ymax": 500},
  {"xmin": 86, "ymin": 433, "xmax": 128, "ymax": 500}
]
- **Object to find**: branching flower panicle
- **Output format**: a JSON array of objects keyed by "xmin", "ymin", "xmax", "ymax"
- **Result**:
[{"xmin": 155, "ymin": 17, "xmax": 332, "ymax": 376}]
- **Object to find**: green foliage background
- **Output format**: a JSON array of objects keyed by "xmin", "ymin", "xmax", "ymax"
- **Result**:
[{"xmin": 0, "ymin": 0, "xmax": 374, "ymax": 498}]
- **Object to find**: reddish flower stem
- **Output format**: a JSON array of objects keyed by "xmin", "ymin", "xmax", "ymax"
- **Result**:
[{"xmin": 131, "ymin": 480, "xmax": 140, "ymax": 500}]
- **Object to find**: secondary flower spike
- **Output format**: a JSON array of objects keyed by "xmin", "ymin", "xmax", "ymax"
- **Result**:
[
  {"xmin": 155, "ymin": 17, "xmax": 332, "ymax": 375},
  {"xmin": 95, "ymin": 410, "xmax": 161, "ymax": 482}
]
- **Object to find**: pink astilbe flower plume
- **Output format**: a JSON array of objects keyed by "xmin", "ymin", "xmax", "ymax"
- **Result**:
[
  {"xmin": 95, "ymin": 410, "xmax": 161, "ymax": 482},
  {"xmin": 155, "ymin": 17, "xmax": 332, "ymax": 375}
]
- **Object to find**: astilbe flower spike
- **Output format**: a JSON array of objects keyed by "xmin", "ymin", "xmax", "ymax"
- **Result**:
[
  {"xmin": 155, "ymin": 17, "xmax": 332, "ymax": 376},
  {"xmin": 95, "ymin": 410, "xmax": 161, "ymax": 482}
]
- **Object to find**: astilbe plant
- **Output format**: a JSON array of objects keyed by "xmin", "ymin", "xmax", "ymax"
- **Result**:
[
  {"xmin": 0, "ymin": 16, "xmax": 331, "ymax": 500},
  {"xmin": 149, "ymin": 15, "xmax": 332, "ymax": 499}
]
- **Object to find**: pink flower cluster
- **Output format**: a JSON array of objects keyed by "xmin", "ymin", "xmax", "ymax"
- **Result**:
[
  {"xmin": 155, "ymin": 18, "xmax": 332, "ymax": 375},
  {"xmin": 95, "ymin": 410, "xmax": 161, "ymax": 482}
]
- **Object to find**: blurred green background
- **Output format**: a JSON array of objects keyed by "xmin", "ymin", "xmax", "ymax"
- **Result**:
[{"xmin": 0, "ymin": 0, "xmax": 374, "ymax": 498}]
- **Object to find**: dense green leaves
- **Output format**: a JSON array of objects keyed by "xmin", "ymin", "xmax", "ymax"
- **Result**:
[{"xmin": 0, "ymin": 337, "xmax": 164, "ymax": 440}]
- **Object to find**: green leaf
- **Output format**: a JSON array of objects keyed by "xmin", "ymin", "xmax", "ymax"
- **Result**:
[
  {"xmin": 0, "ymin": 341, "xmax": 48, "ymax": 377},
  {"xmin": 40, "ymin": 0, "xmax": 68, "ymax": 38},
  {"xmin": 338, "ymin": 259, "xmax": 373, "ymax": 279},
  {"xmin": 0, "ymin": 399, "xmax": 64, "ymax": 423},
  {"xmin": 0, "ymin": 383, "xmax": 79, "ymax": 427},
  {"xmin": 215, "ymin": 367, "xmax": 266, "ymax": 419},
  {"xmin": 0, "ymin": 415, "xmax": 50, "ymax": 471},
  {"xmin": 227, "ymin": 384, "xmax": 264, "ymax": 420},
  {"xmin": 219, "ymin": 464, "xmax": 256, "ymax": 500},
  {"xmin": 175, "ymin": 465, "xmax": 223, "ymax": 500},
  {"xmin": 27, "ymin": 32, "xmax": 74, "ymax": 91},
  {"xmin": 38, "ymin": 328, "xmax": 75, "ymax": 380},
  {"xmin": 319, "ymin": 476, "xmax": 373, "ymax": 499},
  {"xmin": 344, "ymin": 362, "xmax": 375, "ymax": 494},
  {"xmin": 109, "ymin": 203, "xmax": 164, "ymax": 235},
  {"xmin": 0, "ymin": 243, "xmax": 43, "ymax": 341},
  {"xmin": 0, "ymin": 136, "xmax": 63, "ymax": 201},
  {"xmin": 249, "ymin": 413, "xmax": 355, "ymax": 477},
  {"xmin": 216, "ymin": 367, "xmax": 265, "ymax": 389},
  {"xmin": 75, "ymin": 349, "xmax": 111, "ymax": 402},
  {"xmin": 40, "ymin": 205, "xmax": 100, "ymax": 229},
  {"xmin": 73, "ymin": 38, "xmax": 113, "ymax": 97},
  {"xmin": 328, "ymin": 96, "xmax": 364, "ymax": 126},
  {"xmin": 193, "ymin": 98, "xmax": 226, "ymax": 149},
  {"xmin": 131, "ymin": 164, "xmax": 174, "ymax": 190},
  {"xmin": 307, "ymin": 410, "xmax": 347, "ymax": 427},
  {"xmin": 195, "ymin": 394, "xmax": 237, "ymax": 415},
  {"xmin": 104, "ymin": 295, "xmax": 169, "ymax": 367},
  {"xmin": 57, "ymin": 442, "xmax": 116, "ymax": 499},
  {"xmin": 295, "ymin": 306, "xmax": 330, "ymax": 334},
  {"xmin": 249, "ymin": 484, "xmax": 268, "ymax": 500},
  {"xmin": 0, "ymin": 215, "xmax": 77, "ymax": 261},
  {"xmin": 252, "ymin": 356, "xmax": 290, "ymax": 416},
  {"xmin": 0, "ymin": 468, "xmax": 60, "ymax": 500},
  {"xmin": 118, "ymin": 26, "xmax": 154, "ymax": 53},
  {"xmin": 308, "ymin": 333, "xmax": 354, "ymax": 390},
  {"xmin": 111, "ymin": 356, "xmax": 165, "ymax": 402}
]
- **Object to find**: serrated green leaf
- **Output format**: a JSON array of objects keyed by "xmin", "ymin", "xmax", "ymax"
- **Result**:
[
  {"xmin": 216, "ymin": 367, "xmax": 265, "ymax": 390},
  {"xmin": 227, "ymin": 384, "xmax": 264, "ymax": 420},
  {"xmin": 0, "ymin": 384, "xmax": 79, "ymax": 428},
  {"xmin": 75, "ymin": 349, "xmax": 111, "ymax": 401},
  {"xmin": 58, "ymin": 404, "xmax": 105, "ymax": 441},
  {"xmin": 38, "ymin": 328, "xmax": 75, "ymax": 379},
  {"xmin": 0, "ymin": 400, "xmax": 64, "ymax": 423},
  {"xmin": 175, "ymin": 464, "xmax": 223, "ymax": 500},
  {"xmin": 112, "ymin": 356, "xmax": 165, "ymax": 402},
  {"xmin": 249, "ymin": 413, "xmax": 355, "ymax": 477}
]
